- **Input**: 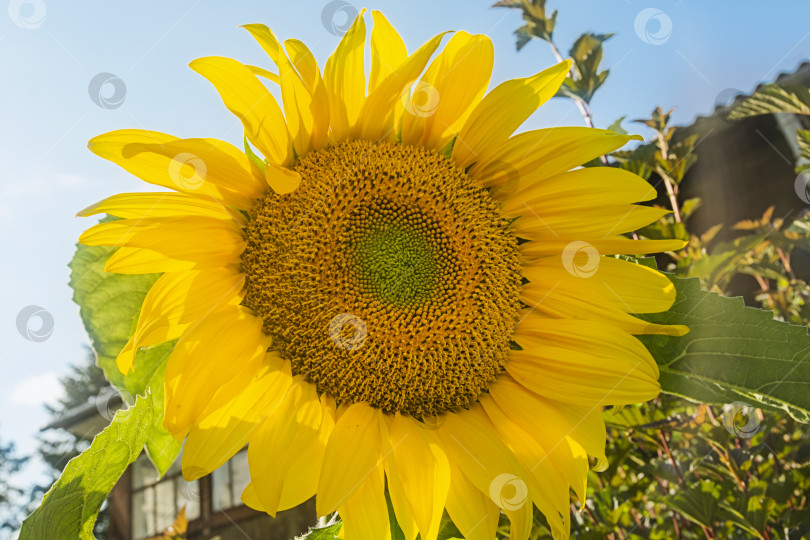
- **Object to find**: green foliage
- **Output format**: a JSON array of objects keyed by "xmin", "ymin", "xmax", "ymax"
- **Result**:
[
  {"xmin": 32, "ymin": 349, "xmax": 112, "ymax": 537},
  {"xmin": 0, "ymin": 435, "xmax": 28, "ymax": 533},
  {"xmin": 299, "ymin": 518, "xmax": 342, "ymax": 539},
  {"xmin": 492, "ymin": 0, "xmax": 558, "ymax": 48},
  {"xmin": 20, "ymin": 393, "xmax": 153, "ymax": 540},
  {"xmin": 797, "ymin": 130, "xmax": 810, "ymax": 172},
  {"xmin": 729, "ymin": 84, "xmax": 810, "ymax": 119},
  {"xmin": 729, "ymin": 84, "xmax": 810, "ymax": 173},
  {"xmin": 556, "ymin": 33, "xmax": 613, "ymax": 104},
  {"xmin": 68, "ymin": 230, "xmax": 181, "ymax": 476},
  {"xmin": 640, "ymin": 274, "xmax": 810, "ymax": 423}
]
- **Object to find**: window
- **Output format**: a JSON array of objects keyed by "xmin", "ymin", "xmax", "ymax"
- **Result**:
[
  {"xmin": 211, "ymin": 448, "xmax": 251, "ymax": 512},
  {"xmin": 131, "ymin": 455, "xmax": 200, "ymax": 539}
]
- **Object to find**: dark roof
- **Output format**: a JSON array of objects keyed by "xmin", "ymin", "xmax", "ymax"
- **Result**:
[
  {"xmin": 40, "ymin": 388, "xmax": 122, "ymax": 439},
  {"xmin": 693, "ymin": 61, "xmax": 810, "ymax": 126}
]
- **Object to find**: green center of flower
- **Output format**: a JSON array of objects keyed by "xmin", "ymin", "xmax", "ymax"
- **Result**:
[
  {"xmin": 346, "ymin": 203, "xmax": 448, "ymax": 307},
  {"xmin": 240, "ymin": 140, "xmax": 523, "ymax": 418}
]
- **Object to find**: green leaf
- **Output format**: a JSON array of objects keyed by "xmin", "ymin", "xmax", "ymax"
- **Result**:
[
  {"xmin": 556, "ymin": 33, "xmax": 613, "ymax": 103},
  {"xmin": 68, "ymin": 224, "xmax": 181, "ymax": 475},
  {"xmin": 796, "ymin": 129, "xmax": 810, "ymax": 172},
  {"xmin": 299, "ymin": 519, "xmax": 342, "ymax": 539},
  {"xmin": 493, "ymin": 0, "xmax": 558, "ymax": 46},
  {"xmin": 728, "ymin": 84, "xmax": 810, "ymax": 120},
  {"xmin": 639, "ymin": 274, "xmax": 810, "ymax": 423},
  {"xmin": 607, "ymin": 116, "xmax": 628, "ymax": 135},
  {"xmin": 20, "ymin": 393, "xmax": 153, "ymax": 539}
]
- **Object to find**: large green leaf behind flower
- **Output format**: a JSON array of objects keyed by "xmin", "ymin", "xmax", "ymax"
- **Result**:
[
  {"xmin": 67, "ymin": 224, "xmax": 181, "ymax": 474},
  {"xmin": 20, "ymin": 393, "xmax": 154, "ymax": 539},
  {"xmin": 642, "ymin": 274, "xmax": 810, "ymax": 423}
]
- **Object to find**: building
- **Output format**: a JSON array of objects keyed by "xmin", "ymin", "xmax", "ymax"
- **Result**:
[{"xmin": 41, "ymin": 391, "xmax": 317, "ymax": 540}]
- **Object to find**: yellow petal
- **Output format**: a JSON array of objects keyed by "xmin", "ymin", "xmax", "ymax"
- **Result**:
[
  {"xmin": 265, "ymin": 164, "xmax": 302, "ymax": 194},
  {"xmin": 243, "ymin": 24, "xmax": 318, "ymax": 156},
  {"xmin": 246, "ymin": 64, "xmax": 280, "ymax": 84},
  {"xmin": 181, "ymin": 355, "xmax": 293, "ymax": 479},
  {"xmin": 468, "ymin": 127, "xmax": 637, "ymax": 189},
  {"xmin": 452, "ymin": 60, "xmax": 570, "ymax": 169},
  {"xmin": 385, "ymin": 413, "xmax": 450, "ymax": 540},
  {"xmin": 380, "ymin": 417, "xmax": 419, "ymax": 540},
  {"xmin": 104, "ymin": 246, "xmax": 200, "ymax": 274},
  {"xmin": 521, "ymin": 236, "xmax": 687, "ymax": 260},
  {"xmin": 248, "ymin": 376, "xmax": 322, "ymax": 516},
  {"xmin": 443, "ymin": 457, "xmax": 499, "ymax": 540},
  {"xmin": 499, "ymin": 166, "xmax": 657, "ymax": 217},
  {"xmin": 513, "ymin": 203, "xmax": 671, "ymax": 240},
  {"xmin": 164, "ymin": 306, "xmax": 270, "ymax": 438},
  {"xmin": 366, "ymin": 11, "xmax": 408, "ymax": 140},
  {"xmin": 338, "ymin": 459, "xmax": 391, "ymax": 540},
  {"xmin": 323, "ymin": 10, "xmax": 367, "ymax": 140},
  {"xmin": 506, "ymin": 330, "xmax": 660, "ymax": 406},
  {"xmin": 285, "ymin": 38, "xmax": 330, "ymax": 150},
  {"xmin": 523, "ymin": 256, "xmax": 678, "ymax": 314},
  {"xmin": 190, "ymin": 56, "xmax": 292, "ymax": 165},
  {"xmin": 491, "ymin": 374, "xmax": 608, "ymax": 472},
  {"xmin": 267, "ymin": 395, "xmax": 336, "ymax": 513},
  {"xmin": 401, "ymin": 32, "xmax": 493, "ymax": 150},
  {"xmin": 485, "ymin": 381, "xmax": 594, "ymax": 506},
  {"xmin": 116, "ymin": 267, "xmax": 244, "ymax": 373},
  {"xmin": 478, "ymin": 394, "xmax": 569, "ymax": 538},
  {"xmin": 436, "ymin": 406, "xmax": 533, "ymax": 538},
  {"xmin": 369, "ymin": 11, "xmax": 407, "ymax": 92},
  {"xmin": 317, "ymin": 402, "xmax": 382, "ymax": 516},
  {"xmin": 521, "ymin": 279, "xmax": 689, "ymax": 336},
  {"xmin": 355, "ymin": 31, "xmax": 448, "ymax": 141},
  {"xmin": 88, "ymin": 130, "xmax": 264, "ymax": 209},
  {"xmin": 77, "ymin": 191, "xmax": 243, "ymax": 224},
  {"xmin": 79, "ymin": 216, "xmax": 245, "ymax": 266}
]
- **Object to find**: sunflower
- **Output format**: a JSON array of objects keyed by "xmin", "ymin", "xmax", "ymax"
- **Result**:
[{"xmin": 77, "ymin": 10, "xmax": 687, "ymax": 540}]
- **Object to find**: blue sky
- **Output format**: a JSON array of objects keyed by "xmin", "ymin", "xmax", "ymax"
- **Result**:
[{"xmin": 1, "ymin": 0, "xmax": 809, "ymax": 508}]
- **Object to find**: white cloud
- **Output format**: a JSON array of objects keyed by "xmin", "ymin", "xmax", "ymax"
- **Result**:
[{"xmin": 8, "ymin": 372, "xmax": 64, "ymax": 407}]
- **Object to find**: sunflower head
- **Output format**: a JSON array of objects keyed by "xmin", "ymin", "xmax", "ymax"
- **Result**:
[{"xmin": 77, "ymin": 9, "xmax": 686, "ymax": 540}]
